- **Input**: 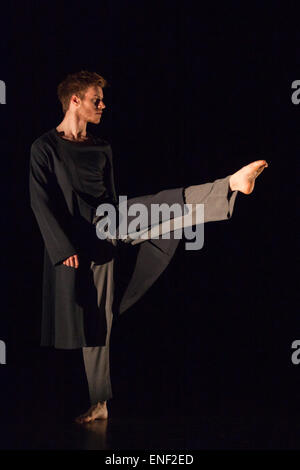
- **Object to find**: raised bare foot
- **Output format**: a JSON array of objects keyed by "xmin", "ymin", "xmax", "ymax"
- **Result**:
[
  {"xmin": 75, "ymin": 401, "xmax": 108, "ymax": 424},
  {"xmin": 229, "ymin": 160, "xmax": 268, "ymax": 194}
]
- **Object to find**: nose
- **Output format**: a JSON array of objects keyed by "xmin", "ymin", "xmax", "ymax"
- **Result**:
[{"xmin": 98, "ymin": 100, "xmax": 105, "ymax": 110}]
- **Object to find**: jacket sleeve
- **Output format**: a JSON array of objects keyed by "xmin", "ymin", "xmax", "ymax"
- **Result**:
[{"xmin": 29, "ymin": 142, "xmax": 77, "ymax": 266}]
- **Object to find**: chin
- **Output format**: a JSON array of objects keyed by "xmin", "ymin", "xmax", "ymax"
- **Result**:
[{"xmin": 88, "ymin": 115, "xmax": 101, "ymax": 123}]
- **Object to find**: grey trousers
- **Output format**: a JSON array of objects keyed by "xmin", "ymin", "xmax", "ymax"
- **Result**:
[
  {"xmin": 82, "ymin": 257, "xmax": 115, "ymax": 404},
  {"xmin": 82, "ymin": 176, "xmax": 237, "ymax": 404}
]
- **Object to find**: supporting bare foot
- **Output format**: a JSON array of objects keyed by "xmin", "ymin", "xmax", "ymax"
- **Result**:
[
  {"xmin": 229, "ymin": 160, "xmax": 268, "ymax": 194},
  {"xmin": 75, "ymin": 401, "xmax": 108, "ymax": 424}
]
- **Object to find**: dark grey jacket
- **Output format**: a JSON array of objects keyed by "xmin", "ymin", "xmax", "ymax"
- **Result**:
[{"xmin": 29, "ymin": 129, "xmax": 185, "ymax": 349}]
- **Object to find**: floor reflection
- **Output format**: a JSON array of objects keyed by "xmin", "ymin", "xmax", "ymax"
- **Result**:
[
  {"xmin": 4, "ymin": 400, "xmax": 300, "ymax": 450},
  {"xmin": 78, "ymin": 419, "xmax": 108, "ymax": 450}
]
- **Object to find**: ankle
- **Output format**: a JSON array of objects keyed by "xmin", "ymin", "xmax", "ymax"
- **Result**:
[
  {"xmin": 96, "ymin": 401, "xmax": 106, "ymax": 407},
  {"xmin": 229, "ymin": 174, "xmax": 238, "ymax": 192}
]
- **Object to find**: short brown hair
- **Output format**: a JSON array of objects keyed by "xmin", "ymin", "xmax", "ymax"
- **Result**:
[{"xmin": 57, "ymin": 70, "xmax": 107, "ymax": 114}]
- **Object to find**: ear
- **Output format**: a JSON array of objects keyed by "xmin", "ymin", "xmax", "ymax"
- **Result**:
[{"xmin": 70, "ymin": 94, "xmax": 81, "ymax": 107}]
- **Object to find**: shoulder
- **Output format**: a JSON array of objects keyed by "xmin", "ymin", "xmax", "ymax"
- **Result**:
[
  {"xmin": 31, "ymin": 129, "xmax": 55, "ymax": 147},
  {"xmin": 92, "ymin": 135, "xmax": 112, "ymax": 150},
  {"xmin": 31, "ymin": 129, "xmax": 56, "ymax": 152},
  {"xmin": 30, "ymin": 129, "xmax": 56, "ymax": 166}
]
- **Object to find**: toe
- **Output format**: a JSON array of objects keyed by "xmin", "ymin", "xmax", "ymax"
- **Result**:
[
  {"xmin": 253, "ymin": 160, "xmax": 266, "ymax": 168},
  {"xmin": 85, "ymin": 413, "xmax": 93, "ymax": 421}
]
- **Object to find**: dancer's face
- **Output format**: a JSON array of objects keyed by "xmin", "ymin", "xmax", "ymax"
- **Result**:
[{"xmin": 73, "ymin": 85, "xmax": 106, "ymax": 124}]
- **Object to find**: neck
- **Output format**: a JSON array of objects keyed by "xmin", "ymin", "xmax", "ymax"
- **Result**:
[{"xmin": 56, "ymin": 112, "xmax": 88, "ymax": 140}]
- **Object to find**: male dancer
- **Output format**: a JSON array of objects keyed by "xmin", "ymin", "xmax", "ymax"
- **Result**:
[{"xmin": 29, "ymin": 71, "xmax": 268, "ymax": 423}]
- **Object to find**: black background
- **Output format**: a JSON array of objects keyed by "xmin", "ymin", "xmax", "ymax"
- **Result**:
[{"xmin": 0, "ymin": 0, "xmax": 299, "ymax": 449}]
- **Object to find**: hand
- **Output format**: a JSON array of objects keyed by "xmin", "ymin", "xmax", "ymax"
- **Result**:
[{"xmin": 63, "ymin": 254, "xmax": 79, "ymax": 268}]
